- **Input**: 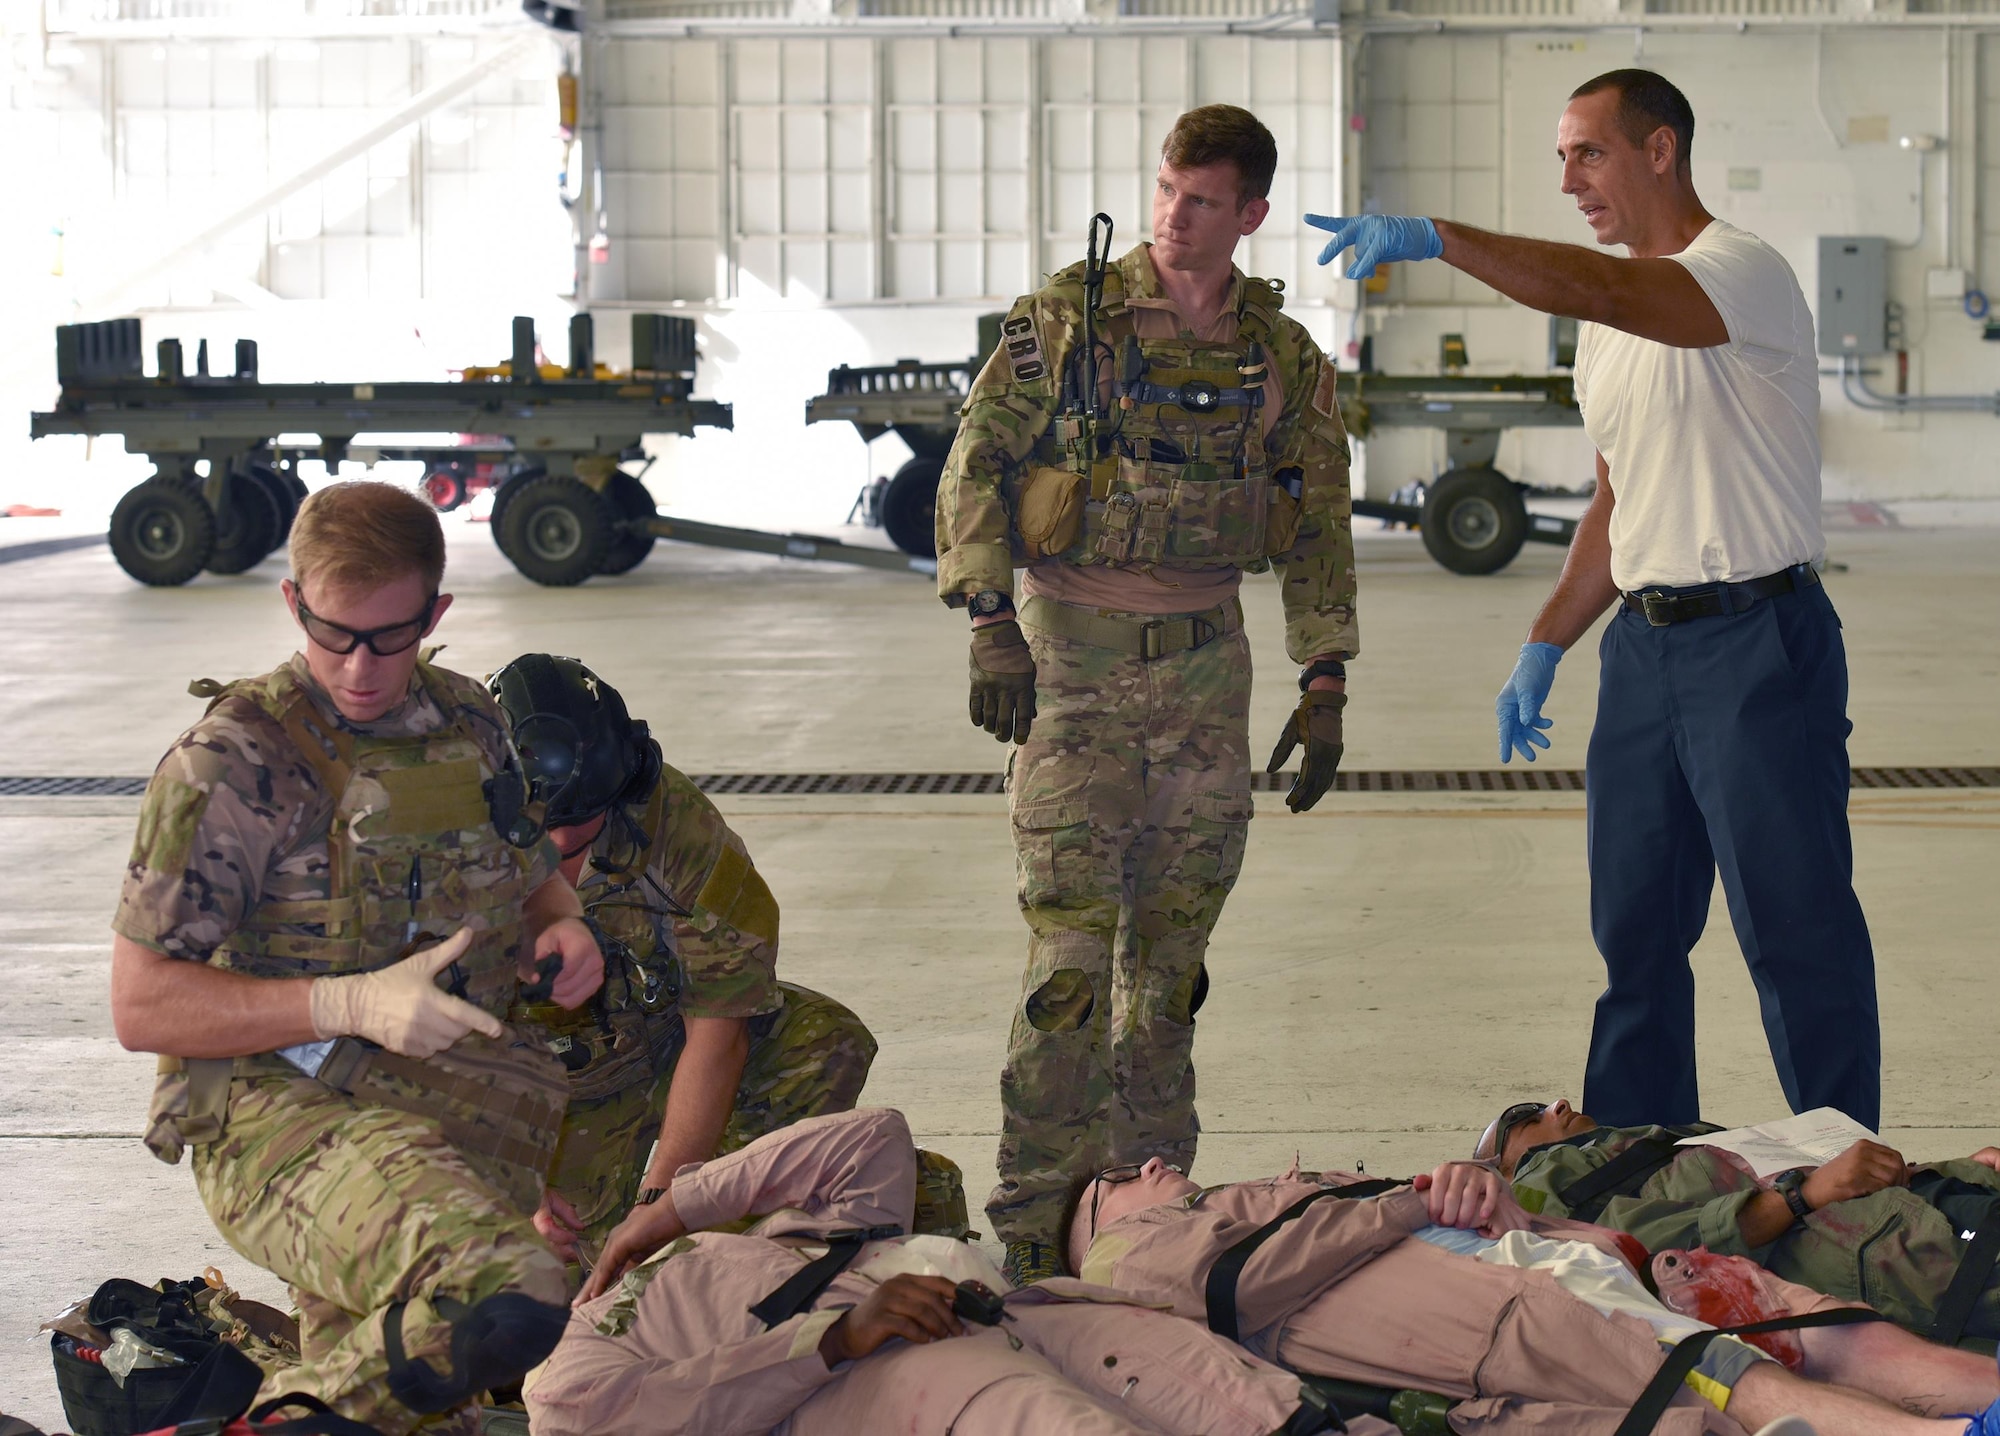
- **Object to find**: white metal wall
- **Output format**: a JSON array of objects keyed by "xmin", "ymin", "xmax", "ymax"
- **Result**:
[{"xmin": 592, "ymin": 34, "xmax": 1344, "ymax": 305}]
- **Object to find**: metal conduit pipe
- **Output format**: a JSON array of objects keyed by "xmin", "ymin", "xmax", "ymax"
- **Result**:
[{"xmin": 1839, "ymin": 356, "xmax": 2000, "ymax": 413}]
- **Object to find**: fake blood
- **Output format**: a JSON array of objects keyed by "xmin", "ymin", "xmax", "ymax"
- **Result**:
[{"xmin": 1650, "ymin": 1248, "xmax": 1807, "ymax": 1371}]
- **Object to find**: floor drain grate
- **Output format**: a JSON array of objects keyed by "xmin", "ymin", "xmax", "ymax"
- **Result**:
[{"xmin": 5, "ymin": 768, "xmax": 1996, "ymax": 800}]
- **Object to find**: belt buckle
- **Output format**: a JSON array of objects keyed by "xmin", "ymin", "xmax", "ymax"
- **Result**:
[
  {"xmin": 1638, "ymin": 590, "xmax": 1676, "ymax": 627},
  {"xmin": 1140, "ymin": 619, "xmax": 1166, "ymax": 661}
]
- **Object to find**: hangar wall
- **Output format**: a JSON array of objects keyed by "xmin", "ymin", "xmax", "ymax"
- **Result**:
[{"xmin": 5, "ymin": 10, "xmax": 2000, "ymax": 520}]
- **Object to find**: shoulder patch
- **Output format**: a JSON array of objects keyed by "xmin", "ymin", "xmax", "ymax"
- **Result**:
[
  {"xmin": 1312, "ymin": 360, "xmax": 1341, "ymax": 419},
  {"xmin": 998, "ymin": 311, "xmax": 1050, "ymax": 386},
  {"xmin": 131, "ymin": 777, "xmax": 212, "ymax": 879}
]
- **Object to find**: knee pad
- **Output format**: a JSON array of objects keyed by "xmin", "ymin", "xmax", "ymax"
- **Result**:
[{"xmin": 384, "ymin": 1291, "xmax": 569, "ymax": 1415}]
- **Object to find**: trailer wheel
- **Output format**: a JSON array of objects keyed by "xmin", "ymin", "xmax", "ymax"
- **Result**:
[
  {"xmin": 882, "ymin": 456, "xmax": 941, "ymax": 558},
  {"xmin": 598, "ymin": 472, "xmax": 658, "ymax": 575},
  {"xmin": 285, "ymin": 470, "xmax": 309, "ymax": 506},
  {"xmin": 110, "ymin": 478, "xmax": 217, "ymax": 586},
  {"xmin": 206, "ymin": 470, "xmax": 285, "ymax": 575},
  {"xmin": 499, "ymin": 474, "xmax": 612, "ymax": 586},
  {"xmin": 248, "ymin": 462, "xmax": 298, "ymax": 542},
  {"xmin": 488, "ymin": 463, "xmax": 543, "ymax": 560},
  {"xmin": 1420, "ymin": 467, "xmax": 1528, "ymax": 576},
  {"xmin": 423, "ymin": 462, "xmax": 471, "ymax": 512}
]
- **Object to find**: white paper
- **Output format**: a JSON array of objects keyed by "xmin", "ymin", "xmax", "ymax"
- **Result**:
[{"xmin": 1676, "ymin": 1107, "xmax": 1881, "ymax": 1179}]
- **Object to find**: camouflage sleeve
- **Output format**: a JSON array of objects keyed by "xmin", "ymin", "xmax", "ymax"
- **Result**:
[
  {"xmin": 933, "ymin": 286, "xmax": 1073, "ymax": 605},
  {"xmin": 1267, "ymin": 328, "xmax": 1360, "ymax": 664},
  {"xmin": 111, "ymin": 704, "xmax": 322, "ymax": 961},
  {"xmin": 1516, "ymin": 1143, "xmax": 1761, "ymax": 1257},
  {"xmin": 1509, "ymin": 1144, "xmax": 1594, "ymax": 1216},
  {"xmin": 648, "ymin": 766, "xmax": 782, "ymax": 1021}
]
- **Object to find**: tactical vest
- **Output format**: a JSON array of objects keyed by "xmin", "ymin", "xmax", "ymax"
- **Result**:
[
  {"xmin": 197, "ymin": 660, "xmax": 533, "ymax": 1009},
  {"xmin": 1008, "ymin": 260, "xmax": 1308, "ymax": 571},
  {"xmin": 145, "ymin": 662, "xmax": 566, "ymax": 1200},
  {"xmin": 511, "ymin": 775, "xmax": 686, "ymax": 1104}
]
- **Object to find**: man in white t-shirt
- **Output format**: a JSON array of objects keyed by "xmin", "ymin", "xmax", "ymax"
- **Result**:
[{"xmin": 1303, "ymin": 69, "xmax": 1879, "ymax": 1131}]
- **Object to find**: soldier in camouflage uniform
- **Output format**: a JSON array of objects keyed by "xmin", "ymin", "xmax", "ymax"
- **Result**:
[
  {"xmin": 489, "ymin": 656, "xmax": 961, "ymax": 1303},
  {"xmin": 109, "ymin": 481, "xmax": 606, "ymax": 1436},
  {"xmin": 934, "ymin": 105, "xmax": 1359, "ymax": 1283},
  {"xmin": 1481, "ymin": 1098, "xmax": 2000, "ymax": 1341}
]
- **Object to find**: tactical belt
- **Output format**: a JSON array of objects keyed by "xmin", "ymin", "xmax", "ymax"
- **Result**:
[
  {"xmin": 1019, "ymin": 594, "xmax": 1233, "ymax": 662},
  {"xmin": 748, "ymin": 1226, "xmax": 903, "ymax": 1328},
  {"xmin": 1610, "ymin": 1306, "xmax": 1885, "ymax": 1436},
  {"xmin": 1620, "ymin": 562, "xmax": 1820, "ymax": 627},
  {"xmin": 1554, "ymin": 1137, "xmax": 1684, "ymax": 1223},
  {"xmin": 1928, "ymin": 1202, "xmax": 2000, "ymax": 1347},
  {"xmin": 1204, "ymin": 1179, "xmax": 1406, "ymax": 1343}
]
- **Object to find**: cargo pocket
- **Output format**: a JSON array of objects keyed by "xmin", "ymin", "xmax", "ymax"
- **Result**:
[
  {"xmin": 1013, "ymin": 798, "xmax": 1092, "ymax": 908},
  {"xmin": 1184, "ymin": 792, "xmax": 1252, "ymax": 895}
]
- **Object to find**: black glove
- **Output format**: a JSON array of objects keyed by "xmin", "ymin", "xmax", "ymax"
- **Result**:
[
  {"xmin": 1266, "ymin": 690, "xmax": 1346, "ymax": 813},
  {"xmin": 969, "ymin": 620, "xmax": 1037, "ymax": 744}
]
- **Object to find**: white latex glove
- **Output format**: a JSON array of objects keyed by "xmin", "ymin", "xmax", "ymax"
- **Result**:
[{"xmin": 308, "ymin": 929, "xmax": 503, "ymax": 1058}]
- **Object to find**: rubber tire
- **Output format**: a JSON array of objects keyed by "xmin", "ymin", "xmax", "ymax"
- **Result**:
[
  {"xmin": 488, "ymin": 464, "xmax": 544, "ymax": 562},
  {"xmin": 205, "ymin": 470, "xmax": 285, "ymax": 575},
  {"xmin": 423, "ymin": 464, "xmax": 470, "ymax": 513},
  {"xmin": 109, "ymin": 478, "xmax": 216, "ymax": 586},
  {"xmin": 597, "ymin": 472, "xmax": 658, "ymax": 575},
  {"xmin": 1419, "ymin": 467, "xmax": 1529, "ymax": 576},
  {"xmin": 882, "ymin": 455, "xmax": 942, "ymax": 558},
  {"xmin": 248, "ymin": 462, "xmax": 297, "ymax": 542},
  {"xmin": 285, "ymin": 471, "xmax": 309, "ymax": 506},
  {"xmin": 498, "ymin": 474, "xmax": 612, "ymax": 586}
]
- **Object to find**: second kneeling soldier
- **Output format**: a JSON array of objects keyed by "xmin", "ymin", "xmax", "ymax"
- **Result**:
[{"xmin": 489, "ymin": 655, "xmax": 955, "ymax": 1295}]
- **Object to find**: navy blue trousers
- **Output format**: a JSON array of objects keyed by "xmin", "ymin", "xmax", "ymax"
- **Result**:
[{"xmin": 1582, "ymin": 580, "xmax": 1881, "ymax": 1130}]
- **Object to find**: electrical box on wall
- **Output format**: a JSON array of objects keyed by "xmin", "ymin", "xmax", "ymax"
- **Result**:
[{"xmin": 1817, "ymin": 236, "xmax": 1888, "ymax": 357}]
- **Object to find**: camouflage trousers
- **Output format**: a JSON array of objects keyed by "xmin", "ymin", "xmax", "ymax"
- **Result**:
[
  {"xmin": 987, "ymin": 598, "xmax": 1253, "ymax": 1247},
  {"xmin": 546, "ymin": 981, "xmax": 880, "ymax": 1247},
  {"xmin": 192, "ymin": 1074, "xmax": 566, "ymax": 1436},
  {"xmin": 1767, "ymin": 1158, "xmax": 2000, "ymax": 1340}
]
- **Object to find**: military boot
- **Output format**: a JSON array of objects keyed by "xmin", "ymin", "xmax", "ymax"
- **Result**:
[{"xmin": 1001, "ymin": 1239, "xmax": 1064, "ymax": 1288}]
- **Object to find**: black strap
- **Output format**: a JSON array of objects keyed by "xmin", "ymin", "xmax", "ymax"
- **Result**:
[
  {"xmin": 152, "ymin": 1342, "xmax": 267, "ymax": 1427},
  {"xmin": 748, "ymin": 1226, "xmax": 902, "ymax": 1329},
  {"xmin": 1610, "ymin": 1307, "xmax": 1885, "ymax": 1436},
  {"xmin": 248, "ymin": 1393, "xmax": 387, "ymax": 1435},
  {"xmin": 1928, "ymin": 1203, "xmax": 2000, "ymax": 1347},
  {"xmin": 1555, "ymin": 1138, "xmax": 1682, "ymax": 1223},
  {"xmin": 1204, "ymin": 1180, "xmax": 1404, "ymax": 1343}
]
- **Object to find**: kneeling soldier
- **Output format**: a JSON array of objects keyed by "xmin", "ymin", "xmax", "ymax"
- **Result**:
[
  {"xmin": 110, "ymin": 481, "xmax": 605, "ymax": 1435},
  {"xmin": 488, "ymin": 655, "xmax": 943, "ymax": 1297}
]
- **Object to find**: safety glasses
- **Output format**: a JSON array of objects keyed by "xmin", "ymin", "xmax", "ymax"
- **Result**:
[
  {"xmin": 1486, "ymin": 1101, "xmax": 1549, "ymax": 1164},
  {"xmin": 294, "ymin": 590, "xmax": 437, "ymax": 657}
]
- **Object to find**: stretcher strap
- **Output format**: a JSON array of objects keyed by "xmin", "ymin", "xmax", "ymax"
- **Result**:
[
  {"xmin": 1611, "ymin": 1307, "xmax": 1886, "ymax": 1436},
  {"xmin": 748, "ymin": 1227, "xmax": 903, "ymax": 1329},
  {"xmin": 1204, "ymin": 1180, "xmax": 1405, "ymax": 1344},
  {"xmin": 1929, "ymin": 1204, "xmax": 2000, "ymax": 1347},
  {"xmin": 1555, "ymin": 1138, "xmax": 1682, "ymax": 1223}
]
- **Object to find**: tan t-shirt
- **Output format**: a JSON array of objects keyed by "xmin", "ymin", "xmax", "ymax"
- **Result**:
[
  {"xmin": 1020, "ymin": 263, "xmax": 1289, "ymax": 617},
  {"xmin": 113, "ymin": 654, "xmax": 558, "ymax": 962}
]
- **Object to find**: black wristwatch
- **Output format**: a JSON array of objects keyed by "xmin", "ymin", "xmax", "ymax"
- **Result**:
[
  {"xmin": 1773, "ymin": 1168, "xmax": 1814, "ymax": 1221},
  {"xmin": 1299, "ymin": 657, "xmax": 1347, "ymax": 691},
  {"xmin": 967, "ymin": 590, "xmax": 1014, "ymax": 619}
]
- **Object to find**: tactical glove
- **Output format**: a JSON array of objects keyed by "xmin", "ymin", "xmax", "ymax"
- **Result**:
[
  {"xmin": 1302, "ymin": 213, "xmax": 1444, "ymax": 280},
  {"xmin": 1266, "ymin": 690, "xmax": 1347, "ymax": 813},
  {"xmin": 969, "ymin": 619, "xmax": 1037, "ymax": 745},
  {"xmin": 308, "ymin": 928, "xmax": 503, "ymax": 1058},
  {"xmin": 1495, "ymin": 641, "xmax": 1563, "ymax": 764}
]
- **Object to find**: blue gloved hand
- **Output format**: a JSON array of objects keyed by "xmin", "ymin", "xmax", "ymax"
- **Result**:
[
  {"xmin": 1496, "ymin": 642, "xmax": 1564, "ymax": 765},
  {"xmin": 1303, "ymin": 214, "xmax": 1444, "ymax": 280}
]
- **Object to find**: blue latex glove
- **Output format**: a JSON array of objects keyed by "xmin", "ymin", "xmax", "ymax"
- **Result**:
[
  {"xmin": 1496, "ymin": 642, "xmax": 1563, "ymax": 764},
  {"xmin": 1303, "ymin": 214, "xmax": 1444, "ymax": 280}
]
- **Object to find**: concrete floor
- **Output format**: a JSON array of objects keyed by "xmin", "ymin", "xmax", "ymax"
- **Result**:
[{"xmin": 4, "ymin": 511, "xmax": 1997, "ymax": 1427}]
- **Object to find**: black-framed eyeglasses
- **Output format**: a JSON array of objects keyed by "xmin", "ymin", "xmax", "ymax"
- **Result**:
[
  {"xmin": 1485, "ymin": 1100, "xmax": 1549, "ymax": 1164},
  {"xmin": 1087, "ymin": 1161, "xmax": 1182, "ymax": 1248},
  {"xmin": 294, "ymin": 590, "xmax": 437, "ymax": 657}
]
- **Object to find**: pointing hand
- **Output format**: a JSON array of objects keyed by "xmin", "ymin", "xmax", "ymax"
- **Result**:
[{"xmin": 1303, "ymin": 214, "xmax": 1444, "ymax": 280}]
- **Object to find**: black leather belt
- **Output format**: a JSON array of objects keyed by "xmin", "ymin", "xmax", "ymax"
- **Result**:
[{"xmin": 1620, "ymin": 563, "xmax": 1820, "ymax": 627}]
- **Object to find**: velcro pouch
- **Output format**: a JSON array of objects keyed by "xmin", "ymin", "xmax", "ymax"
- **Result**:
[{"xmin": 1015, "ymin": 465, "xmax": 1085, "ymax": 560}]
